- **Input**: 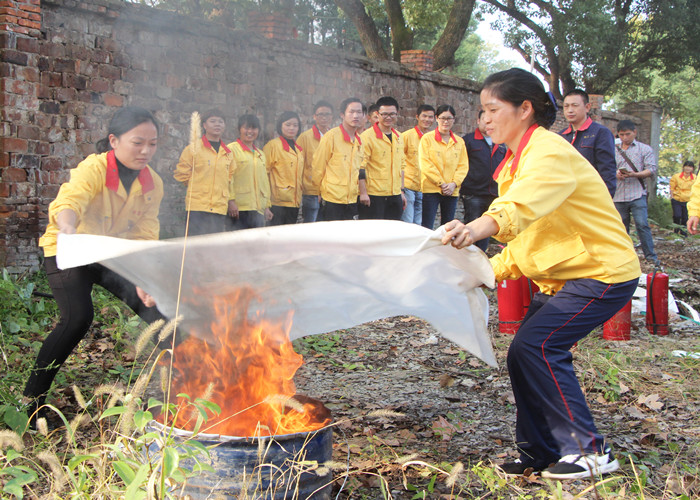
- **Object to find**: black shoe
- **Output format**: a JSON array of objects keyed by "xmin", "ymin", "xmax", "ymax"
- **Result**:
[
  {"xmin": 541, "ymin": 447, "xmax": 620, "ymax": 480},
  {"xmin": 496, "ymin": 458, "xmax": 552, "ymax": 477}
]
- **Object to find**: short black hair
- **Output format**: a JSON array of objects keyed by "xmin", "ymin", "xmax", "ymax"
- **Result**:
[
  {"xmin": 477, "ymin": 109, "xmax": 484, "ymax": 119},
  {"xmin": 683, "ymin": 160, "xmax": 695, "ymax": 169},
  {"xmin": 367, "ymin": 103, "xmax": 379, "ymax": 115},
  {"xmin": 340, "ymin": 97, "xmax": 363, "ymax": 114},
  {"xmin": 416, "ymin": 104, "xmax": 435, "ymax": 115},
  {"xmin": 314, "ymin": 100, "xmax": 334, "ymax": 113},
  {"xmin": 276, "ymin": 111, "xmax": 301, "ymax": 137},
  {"xmin": 201, "ymin": 109, "xmax": 226, "ymax": 123},
  {"xmin": 238, "ymin": 114, "xmax": 260, "ymax": 130},
  {"xmin": 436, "ymin": 104, "xmax": 456, "ymax": 118},
  {"xmin": 617, "ymin": 119, "xmax": 636, "ymax": 132},
  {"xmin": 376, "ymin": 96, "xmax": 399, "ymax": 110},
  {"xmin": 563, "ymin": 89, "xmax": 589, "ymax": 104}
]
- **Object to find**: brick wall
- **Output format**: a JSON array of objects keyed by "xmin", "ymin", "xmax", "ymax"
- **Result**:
[{"xmin": 0, "ymin": 0, "xmax": 649, "ymax": 273}]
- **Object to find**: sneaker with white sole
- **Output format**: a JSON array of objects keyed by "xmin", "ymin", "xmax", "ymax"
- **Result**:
[
  {"xmin": 496, "ymin": 458, "xmax": 553, "ymax": 477},
  {"xmin": 541, "ymin": 447, "xmax": 619, "ymax": 480}
]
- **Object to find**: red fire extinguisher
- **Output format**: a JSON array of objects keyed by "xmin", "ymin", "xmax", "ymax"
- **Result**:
[
  {"xmin": 604, "ymin": 300, "xmax": 632, "ymax": 341},
  {"xmin": 646, "ymin": 272, "xmax": 669, "ymax": 335},
  {"xmin": 498, "ymin": 278, "xmax": 524, "ymax": 334}
]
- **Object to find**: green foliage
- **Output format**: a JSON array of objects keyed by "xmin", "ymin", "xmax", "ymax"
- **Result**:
[{"xmin": 647, "ymin": 195, "xmax": 674, "ymax": 229}]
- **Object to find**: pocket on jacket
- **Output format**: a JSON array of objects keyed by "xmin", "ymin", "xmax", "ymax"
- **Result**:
[
  {"xmin": 273, "ymin": 185, "xmax": 295, "ymax": 203},
  {"xmin": 531, "ymin": 233, "xmax": 587, "ymax": 272}
]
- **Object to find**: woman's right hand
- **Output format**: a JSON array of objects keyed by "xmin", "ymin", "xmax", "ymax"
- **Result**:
[
  {"xmin": 441, "ymin": 220, "xmax": 474, "ymax": 249},
  {"xmin": 56, "ymin": 209, "xmax": 78, "ymax": 234},
  {"xmin": 688, "ymin": 216, "xmax": 699, "ymax": 235}
]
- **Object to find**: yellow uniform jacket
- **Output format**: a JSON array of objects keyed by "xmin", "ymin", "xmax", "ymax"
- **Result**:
[
  {"xmin": 311, "ymin": 125, "xmax": 363, "ymax": 205},
  {"xmin": 419, "ymin": 129, "xmax": 469, "ymax": 195},
  {"xmin": 174, "ymin": 136, "xmax": 235, "ymax": 215},
  {"xmin": 670, "ymin": 172, "xmax": 695, "ymax": 203},
  {"xmin": 359, "ymin": 123, "xmax": 404, "ymax": 196},
  {"xmin": 39, "ymin": 150, "xmax": 164, "ymax": 257},
  {"xmin": 263, "ymin": 136, "xmax": 304, "ymax": 208},
  {"xmin": 401, "ymin": 126, "xmax": 424, "ymax": 192},
  {"xmin": 486, "ymin": 126, "xmax": 641, "ymax": 295},
  {"xmin": 689, "ymin": 175, "xmax": 700, "ymax": 217},
  {"xmin": 227, "ymin": 139, "xmax": 271, "ymax": 213},
  {"xmin": 297, "ymin": 125, "xmax": 323, "ymax": 196}
]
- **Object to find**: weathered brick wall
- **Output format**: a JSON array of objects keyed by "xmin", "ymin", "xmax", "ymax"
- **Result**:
[{"xmin": 0, "ymin": 0, "xmax": 648, "ymax": 273}]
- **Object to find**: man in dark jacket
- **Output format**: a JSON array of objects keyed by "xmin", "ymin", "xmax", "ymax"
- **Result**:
[
  {"xmin": 560, "ymin": 89, "xmax": 617, "ymax": 197},
  {"xmin": 461, "ymin": 110, "xmax": 506, "ymax": 251}
]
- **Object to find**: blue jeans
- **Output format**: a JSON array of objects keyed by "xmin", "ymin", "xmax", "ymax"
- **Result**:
[
  {"xmin": 401, "ymin": 189, "xmax": 422, "ymax": 224},
  {"xmin": 614, "ymin": 197, "xmax": 658, "ymax": 261},
  {"xmin": 509, "ymin": 278, "xmax": 637, "ymax": 461},
  {"xmin": 302, "ymin": 194, "xmax": 320, "ymax": 223},
  {"xmin": 461, "ymin": 194, "xmax": 496, "ymax": 251},
  {"xmin": 421, "ymin": 192, "xmax": 458, "ymax": 229}
]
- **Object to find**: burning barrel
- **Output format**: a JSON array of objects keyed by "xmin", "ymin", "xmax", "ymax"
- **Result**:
[{"xmin": 147, "ymin": 395, "xmax": 333, "ymax": 499}]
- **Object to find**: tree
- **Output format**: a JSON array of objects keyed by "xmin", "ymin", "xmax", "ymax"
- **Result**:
[
  {"xmin": 482, "ymin": 0, "xmax": 700, "ymax": 98},
  {"xmin": 334, "ymin": 0, "xmax": 478, "ymax": 70},
  {"xmin": 613, "ymin": 67, "xmax": 700, "ymax": 176}
]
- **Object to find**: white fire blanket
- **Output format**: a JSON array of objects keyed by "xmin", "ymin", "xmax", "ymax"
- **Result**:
[{"xmin": 57, "ymin": 220, "xmax": 497, "ymax": 366}]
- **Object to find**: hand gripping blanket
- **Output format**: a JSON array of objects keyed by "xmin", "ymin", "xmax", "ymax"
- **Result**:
[{"xmin": 57, "ymin": 220, "xmax": 497, "ymax": 366}]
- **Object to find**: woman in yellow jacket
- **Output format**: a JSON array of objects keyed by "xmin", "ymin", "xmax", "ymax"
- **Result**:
[
  {"xmin": 24, "ymin": 107, "xmax": 165, "ymax": 419},
  {"xmin": 263, "ymin": 111, "xmax": 304, "ymax": 225},
  {"xmin": 227, "ymin": 114, "xmax": 273, "ymax": 229},
  {"xmin": 443, "ymin": 69, "xmax": 641, "ymax": 480},
  {"xmin": 420, "ymin": 104, "xmax": 469, "ymax": 229},
  {"xmin": 669, "ymin": 160, "xmax": 695, "ymax": 235},
  {"xmin": 174, "ymin": 109, "xmax": 235, "ymax": 235},
  {"xmin": 688, "ymin": 173, "xmax": 700, "ymax": 234}
]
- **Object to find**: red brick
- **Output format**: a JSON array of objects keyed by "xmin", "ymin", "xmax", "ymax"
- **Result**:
[
  {"xmin": 17, "ymin": 124, "xmax": 39, "ymax": 140},
  {"xmin": 88, "ymin": 78, "xmax": 110, "ymax": 92},
  {"xmin": 15, "ymin": 35, "xmax": 38, "ymax": 53},
  {"xmin": 1, "ymin": 137, "xmax": 28, "ymax": 153},
  {"xmin": 19, "ymin": 3, "xmax": 41, "ymax": 14},
  {"xmin": 2, "ymin": 167, "xmax": 27, "ymax": 182},
  {"xmin": 1, "ymin": 48, "xmax": 28, "ymax": 65},
  {"xmin": 16, "ymin": 65, "xmax": 39, "ymax": 82},
  {"xmin": 103, "ymin": 93, "xmax": 123, "ymax": 107},
  {"xmin": 99, "ymin": 64, "xmax": 120, "ymax": 80},
  {"xmin": 0, "ymin": 182, "xmax": 10, "ymax": 197}
]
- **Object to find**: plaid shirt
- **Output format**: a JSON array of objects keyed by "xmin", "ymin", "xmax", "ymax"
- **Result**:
[{"xmin": 613, "ymin": 140, "xmax": 657, "ymax": 202}]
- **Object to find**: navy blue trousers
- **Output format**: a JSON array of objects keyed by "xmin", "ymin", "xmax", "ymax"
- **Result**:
[{"xmin": 508, "ymin": 278, "xmax": 637, "ymax": 463}]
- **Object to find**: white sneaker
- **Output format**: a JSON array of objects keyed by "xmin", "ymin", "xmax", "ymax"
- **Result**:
[{"xmin": 541, "ymin": 447, "xmax": 619, "ymax": 480}]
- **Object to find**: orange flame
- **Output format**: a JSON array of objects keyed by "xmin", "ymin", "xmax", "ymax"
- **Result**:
[{"xmin": 159, "ymin": 287, "xmax": 330, "ymax": 436}]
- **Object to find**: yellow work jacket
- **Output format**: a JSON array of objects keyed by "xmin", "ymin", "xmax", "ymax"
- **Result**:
[
  {"xmin": 227, "ymin": 139, "xmax": 271, "ymax": 213},
  {"xmin": 263, "ymin": 136, "xmax": 304, "ymax": 208},
  {"xmin": 401, "ymin": 126, "xmax": 425, "ymax": 192},
  {"xmin": 297, "ymin": 125, "xmax": 323, "ymax": 196},
  {"xmin": 486, "ymin": 126, "xmax": 640, "ymax": 295},
  {"xmin": 419, "ymin": 129, "xmax": 469, "ymax": 195},
  {"xmin": 39, "ymin": 150, "xmax": 164, "ymax": 257},
  {"xmin": 174, "ymin": 136, "xmax": 235, "ymax": 215},
  {"xmin": 670, "ymin": 172, "xmax": 695, "ymax": 202},
  {"xmin": 359, "ymin": 123, "xmax": 404, "ymax": 196},
  {"xmin": 312, "ymin": 125, "xmax": 363, "ymax": 205},
  {"xmin": 689, "ymin": 175, "xmax": 700, "ymax": 217}
]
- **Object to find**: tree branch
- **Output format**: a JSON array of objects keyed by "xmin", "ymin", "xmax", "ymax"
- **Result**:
[
  {"xmin": 334, "ymin": 0, "xmax": 389, "ymax": 60},
  {"xmin": 384, "ymin": 0, "xmax": 414, "ymax": 61}
]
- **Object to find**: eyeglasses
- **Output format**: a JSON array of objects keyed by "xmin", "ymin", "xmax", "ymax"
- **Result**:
[
  {"xmin": 379, "ymin": 112, "xmax": 398, "ymax": 118},
  {"xmin": 437, "ymin": 116, "xmax": 455, "ymax": 122}
]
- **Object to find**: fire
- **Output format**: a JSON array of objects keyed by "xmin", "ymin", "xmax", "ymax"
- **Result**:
[{"xmin": 159, "ymin": 287, "xmax": 330, "ymax": 436}]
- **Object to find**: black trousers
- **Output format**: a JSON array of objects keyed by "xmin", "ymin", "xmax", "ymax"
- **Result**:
[
  {"xmin": 357, "ymin": 194, "xmax": 403, "ymax": 220},
  {"xmin": 186, "ymin": 211, "xmax": 228, "ymax": 235},
  {"xmin": 268, "ymin": 205, "xmax": 299, "ymax": 225},
  {"xmin": 321, "ymin": 200, "xmax": 358, "ymax": 221},
  {"xmin": 24, "ymin": 257, "xmax": 165, "ymax": 400}
]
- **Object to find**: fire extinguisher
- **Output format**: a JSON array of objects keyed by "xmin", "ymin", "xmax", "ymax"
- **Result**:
[
  {"xmin": 646, "ymin": 272, "xmax": 669, "ymax": 335},
  {"xmin": 604, "ymin": 300, "xmax": 632, "ymax": 341},
  {"xmin": 521, "ymin": 277, "xmax": 539, "ymax": 318},
  {"xmin": 498, "ymin": 278, "xmax": 524, "ymax": 334}
]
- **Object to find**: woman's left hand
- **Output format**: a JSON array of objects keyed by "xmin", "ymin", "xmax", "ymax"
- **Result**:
[
  {"xmin": 136, "ymin": 286, "xmax": 156, "ymax": 308},
  {"xmin": 440, "ymin": 182, "xmax": 456, "ymax": 196}
]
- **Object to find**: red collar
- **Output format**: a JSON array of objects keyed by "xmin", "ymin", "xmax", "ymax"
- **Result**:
[
  {"xmin": 312, "ymin": 125, "xmax": 322, "ymax": 141},
  {"xmin": 236, "ymin": 138, "xmax": 257, "ymax": 153},
  {"xmin": 340, "ymin": 124, "xmax": 362, "ymax": 145},
  {"xmin": 680, "ymin": 172, "xmax": 695, "ymax": 180},
  {"xmin": 563, "ymin": 116, "xmax": 592, "ymax": 135},
  {"xmin": 372, "ymin": 122, "xmax": 398, "ymax": 139},
  {"xmin": 202, "ymin": 136, "xmax": 231, "ymax": 154},
  {"xmin": 493, "ymin": 124, "xmax": 538, "ymax": 179},
  {"xmin": 435, "ymin": 129, "xmax": 457, "ymax": 144},
  {"xmin": 280, "ymin": 136, "xmax": 302, "ymax": 152},
  {"xmin": 105, "ymin": 150, "xmax": 154, "ymax": 193},
  {"xmin": 414, "ymin": 126, "xmax": 424, "ymax": 138}
]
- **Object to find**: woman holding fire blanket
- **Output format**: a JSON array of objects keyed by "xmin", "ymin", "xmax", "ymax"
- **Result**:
[
  {"xmin": 23, "ymin": 107, "xmax": 165, "ymax": 422},
  {"xmin": 442, "ymin": 68, "xmax": 641, "ymax": 480}
]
